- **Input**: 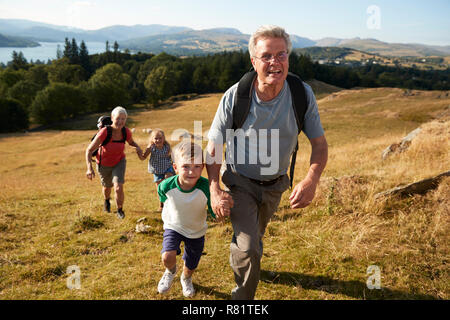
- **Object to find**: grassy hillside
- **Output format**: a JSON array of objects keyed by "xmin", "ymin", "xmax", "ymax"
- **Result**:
[
  {"xmin": 295, "ymin": 46, "xmax": 450, "ymax": 70},
  {"xmin": 337, "ymin": 39, "xmax": 450, "ymax": 57},
  {"xmin": 0, "ymin": 33, "xmax": 39, "ymax": 48},
  {"xmin": 0, "ymin": 88, "xmax": 448, "ymax": 300},
  {"xmin": 121, "ymin": 29, "xmax": 249, "ymax": 55}
]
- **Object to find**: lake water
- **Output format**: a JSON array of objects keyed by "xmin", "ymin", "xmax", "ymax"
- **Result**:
[{"xmin": 0, "ymin": 42, "xmax": 107, "ymax": 65}]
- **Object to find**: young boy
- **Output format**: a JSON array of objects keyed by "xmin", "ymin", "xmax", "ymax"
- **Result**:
[{"xmin": 157, "ymin": 140, "xmax": 216, "ymax": 297}]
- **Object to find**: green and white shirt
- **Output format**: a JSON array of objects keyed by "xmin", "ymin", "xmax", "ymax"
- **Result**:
[{"xmin": 158, "ymin": 175, "xmax": 215, "ymax": 239}]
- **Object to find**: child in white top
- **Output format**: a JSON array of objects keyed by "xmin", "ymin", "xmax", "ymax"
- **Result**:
[{"xmin": 156, "ymin": 141, "xmax": 216, "ymax": 298}]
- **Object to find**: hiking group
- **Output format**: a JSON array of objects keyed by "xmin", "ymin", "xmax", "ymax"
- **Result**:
[{"xmin": 85, "ymin": 25, "xmax": 328, "ymax": 300}]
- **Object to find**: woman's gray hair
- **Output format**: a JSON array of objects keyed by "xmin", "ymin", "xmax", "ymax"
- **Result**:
[
  {"xmin": 111, "ymin": 106, "xmax": 128, "ymax": 118},
  {"xmin": 248, "ymin": 25, "xmax": 292, "ymax": 57}
]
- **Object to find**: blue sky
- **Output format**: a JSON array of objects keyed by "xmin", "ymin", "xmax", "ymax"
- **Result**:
[{"xmin": 0, "ymin": 0, "xmax": 449, "ymax": 45}]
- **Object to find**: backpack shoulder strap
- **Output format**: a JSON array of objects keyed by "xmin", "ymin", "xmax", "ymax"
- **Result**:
[
  {"xmin": 286, "ymin": 72, "xmax": 308, "ymax": 134},
  {"xmin": 98, "ymin": 126, "xmax": 112, "ymax": 166},
  {"xmin": 101, "ymin": 126, "xmax": 113, "ymax": 146},
  {"xmin": 286, "ymin": 72, "xmax": 309, "ymax": 189},
  {"xmin": 232, "ymin": 70, "xmax": 257, "ymax": 130},
  {"xmin": 121, "ymin": 127, "xmax": 127, "ymax": 143}
]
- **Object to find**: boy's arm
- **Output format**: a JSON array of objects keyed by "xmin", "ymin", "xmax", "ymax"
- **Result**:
[
  {"xmin": 157, "ymin": 180, "xmax": 167, "ymax": 203},
  {"xmin": 207, "ymin": 197, "xmax": 216, "ymax": 219},
  {"xmin": 199, "ymin": 177, "xmax": 217, "ymax": 220}
]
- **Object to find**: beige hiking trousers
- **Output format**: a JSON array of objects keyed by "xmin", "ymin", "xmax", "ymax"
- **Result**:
[{"xmin": 222, "ymin": 169, "xmax": 290, "ymax": 300}]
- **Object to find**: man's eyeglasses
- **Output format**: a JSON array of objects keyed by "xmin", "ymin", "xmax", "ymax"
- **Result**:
[{"xmin": 253, "ymin": 52, "xmax": 289, "ymax": 63}]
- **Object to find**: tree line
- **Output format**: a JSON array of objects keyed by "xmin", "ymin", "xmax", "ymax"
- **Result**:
[{"xmin": 1, "ymin": 38, "xmax": 449, "ymax": 133}]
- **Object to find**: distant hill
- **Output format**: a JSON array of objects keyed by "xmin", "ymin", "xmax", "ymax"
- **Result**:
[
  {"xmin": 120, "ymin": 29, "xmax": 250, "ymax": 55},
  {"xmin": 294, "ymin": 46, "xmax": 449, "ymax": 70},
  {"xmin": 0, "ymin": 33, "xmax": 39, "ymax": 47},
  {"xmin": 314, "ymin": 37, "xmax": 450, "ymax": 57},
  {"xmin": 290, "ymin": 35, "xmax": 316, "ymax": 48},
  {"xmin": 295, "ymin": 47, "xmax": 355, "ymax": 60},
  {"xmin": 84, "ymin": 24, "xmax": 192, "ymax": 41},
  {"xmin": 0, "ymin": 18, "xmax": 193, "ymax": 43},
  {"xmin": 0, "ymin": 18, "xmax": 448, "ymax": 57},
  {"xmin": 121, "ymin": 29, "xmax": 316, "ymax": 55}
]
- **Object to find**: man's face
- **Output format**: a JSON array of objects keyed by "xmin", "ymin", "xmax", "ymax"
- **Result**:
[{"xmin": 251, "ymin": 37, "xmax": 289, "ymax": 88}]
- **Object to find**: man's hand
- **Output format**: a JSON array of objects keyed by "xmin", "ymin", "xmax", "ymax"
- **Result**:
[
  {"xmin": 290, "ymin": 135, "xmax": 328, "ymax": 209},
  {"xmin": 289, "ymin": 177, "xmax": 318, "ymax": 209},
  {"xmin": 206, "ymin": 141, "xmax": 234, "ymax": 222}
]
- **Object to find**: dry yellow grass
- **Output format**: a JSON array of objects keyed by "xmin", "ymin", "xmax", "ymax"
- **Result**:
[{"xmin": 0, "ymin": 87, "xmax": 449, "ymax": 300}]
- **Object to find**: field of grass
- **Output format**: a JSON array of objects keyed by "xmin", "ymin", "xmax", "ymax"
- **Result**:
[{"xmin": 0, "ymin": 87, "xmax": 449, "ymax": 300}]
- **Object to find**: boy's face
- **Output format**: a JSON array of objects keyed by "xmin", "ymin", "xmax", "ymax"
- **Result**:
[{"xmin": 173, "ymin": 157, "xmax": 204, "ymax": 189}]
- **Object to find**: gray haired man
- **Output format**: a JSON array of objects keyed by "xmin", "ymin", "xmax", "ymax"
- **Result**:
[{"xmin": 206, "ymin": 25, "xmax": 328, "ymax": 299}]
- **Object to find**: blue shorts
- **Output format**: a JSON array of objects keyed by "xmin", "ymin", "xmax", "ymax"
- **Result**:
[
  {"xmin": 153, "ymin": 166, "xmax": 175, "ymax": 183},
  {"xmin": 161, "ymin": 229, "xmax": 205, "ymax": 271}
]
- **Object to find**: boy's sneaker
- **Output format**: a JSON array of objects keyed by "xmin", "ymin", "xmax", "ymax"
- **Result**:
[
  {"xmin": 180, "ymin": 274, "xmax": 195, "ymax": 297},
  {"xmin": 158, "ymin": 268, "xmax": 176, "ymax": 294},
  {"xmin": 116, "ymin": 208, "xmax": 125, "ymax": 219},
  {"xmin": 103, "ymin": 199, "xmax": 111, "ymax": 213}
]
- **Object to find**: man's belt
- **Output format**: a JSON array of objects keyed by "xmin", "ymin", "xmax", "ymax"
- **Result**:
[{"xmin": 248, "ymin": 175, "xmax": 283, "ymax": 186}]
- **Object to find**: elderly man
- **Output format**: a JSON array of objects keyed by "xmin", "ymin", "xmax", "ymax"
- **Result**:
[{"xmin": 206, "ymin": 25, "xmax": 328, "ymax": 300}]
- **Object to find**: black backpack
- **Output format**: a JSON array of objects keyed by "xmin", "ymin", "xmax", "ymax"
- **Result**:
[
  {"xmin": 232, "ymin": 70, "xmax": 308, "ymax": 188},
  {"xmin": 91, "ymin": 122, "xmax": 127, "ymax": 165}
]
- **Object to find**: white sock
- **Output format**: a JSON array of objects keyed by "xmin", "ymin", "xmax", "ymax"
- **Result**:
[
  {"xmin": 181, "ymin": 273, "xmax": 191, "ymax": 280},
  {"xmin": 168, "ymin": 266, "xmax": 176, "ymax": 274}
]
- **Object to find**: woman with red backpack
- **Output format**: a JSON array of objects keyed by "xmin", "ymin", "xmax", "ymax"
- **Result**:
[{"xmin": 85, "ymin": 106, "xmax": 143, "ymax": 219}]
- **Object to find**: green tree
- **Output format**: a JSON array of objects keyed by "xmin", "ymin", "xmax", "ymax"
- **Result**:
[
  {"xmin": 137, "ymin": 52, "xmax": 177, "ymax": 84},
  {"xmin": 0, "ymin": 68, "xmax": 26, "ymax": 96},
  {"xmin": 192, "ymin": 65, "xmax": 210, "ymax": 93},
  {"xmin": 0, "ymin": 98, "xmax": 29, "ymax": 132},
  {"xmin": 79, "ymin": 40, "xmax": 91, "ymax": 74},
  {"xmin": 70, "ymin": 38, "xmax": 80, "ymax": 64},
  {"xmin": 30, "ymin": 83, "xmax": 88, "ymax": 125},
  {"xmin": 87, "ymin": 63, "xmax": 131, "ymax": 112},
  {"xmin": 56, "ymin": 44, "xmax": 63, "ymax": 60},
  {"xmin": 10, "ymin": 51, "xmax": 28, "ymax": 70},
  {"xmin": 26, "ymin": 64, "xmax": 49, "ymax": 90},
  {"xmin": 48, "ymin": 59, "xmax": 86, "ymax": 85},
  {"xmin": 7, "ymin": 80, "xmax": 41, "ymax": 110},
  {"xmin": 63, "ymin": 38, "xmax": 72, "ymax": 59},
  {"xmin": 144, "ymin": 65, "xmax": 176, "ymax": 105}
]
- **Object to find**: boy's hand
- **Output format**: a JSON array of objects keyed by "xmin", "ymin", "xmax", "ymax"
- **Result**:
[{"xmin": 211, "ymin": 189, "xmax": 233, "ymax": 222}]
